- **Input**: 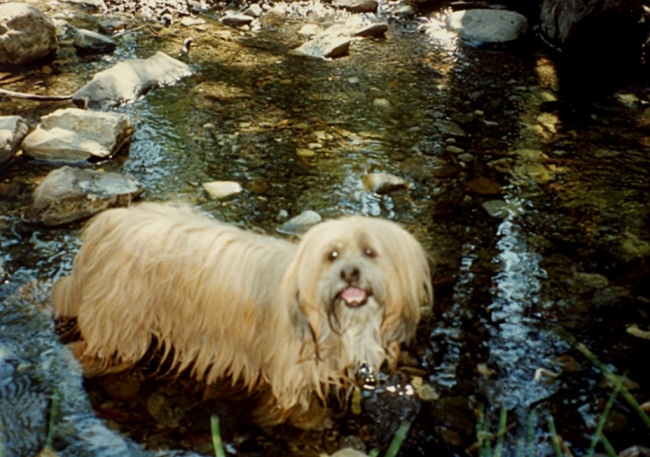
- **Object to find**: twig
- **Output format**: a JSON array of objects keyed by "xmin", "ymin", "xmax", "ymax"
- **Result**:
[
  {"xmin": 45, "ymin": 394, "xmax": 60, "ymax": 451},
  {"xmin": 0, "ymin": 87, "xmax": 72, "ymax": 102}
]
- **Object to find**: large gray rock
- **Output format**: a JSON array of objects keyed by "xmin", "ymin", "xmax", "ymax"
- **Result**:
[
  {"xmin": 447, "ymin": 9, "xmax": 528, "ymax": 44},
  {"xmin": 0, "ymin": 3, "xmax": 57, "ymax": 65},
  {"xmin": 72, "ymin": 51, "xmax": 194, "ymax": 109},
  {"xmin": 25, "ymin": 166, "xmax": 143, "ymax": 226},
  {"xmin": 21, "ymin": 108, "xmax": 132, "ymax": 162},
  {"xmin": 0, "ymin": 115, "xmax": 28, "ymax": 166}
]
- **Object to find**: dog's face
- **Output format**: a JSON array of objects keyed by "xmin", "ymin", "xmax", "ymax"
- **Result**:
[{"xmin": 283, "ymin": 216, "xmax": 433, "ymax": 364}]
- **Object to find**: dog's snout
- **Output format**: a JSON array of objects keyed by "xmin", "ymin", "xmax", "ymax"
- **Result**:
[{"xmin": 340, "ymin": 266, "xmax": 360, "ymax": 282}]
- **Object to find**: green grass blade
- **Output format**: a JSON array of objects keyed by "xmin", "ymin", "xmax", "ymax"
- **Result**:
[
  {"xmin": 493, "ymin": 406, "xmax": 508, "ymax": 457},
  {"xmin": 576, "ymin": 343, "xmax": 650, "ymax": 430},
  {"xmin": 45, "ymin": 393, "xmax": 60, "ymax": 450},
  {"xmin": 211, "ymin": 415, "xmax": 226, "ymax": 457},
  {"xmin": 598, "ymin": 432, "xmax": 617, "ymax": 457},
  {"xmin": 546, "ymin": 415, "xmax": 564, "ymax": 457},
  {"xmin": 385, "ymin": 421, "xmax": 411, "ymax": 457},
  {"xmin": 587, "ymin": 377, "xmax": 622, "ymax": 457}
]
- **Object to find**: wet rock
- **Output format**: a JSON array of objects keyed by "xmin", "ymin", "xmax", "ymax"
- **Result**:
[
  {"xmin": 298, "ymin": 24, "xmax": 323, "ymax": 37},
  {"xmin": 482, "ymin": 199, "xmax": 509, "ymax": 218},
  {"xmin": 296, "ymin": 147, "xmax": 316, "ymax": 157},
  {"xmin": 353, "ymin": 22, "xmax": 388, "ymax": 38},
  {"xmin": 63, "ymin": 0, "xmax": 107, "ymax": 9},
  {"xmin": 362, "ymin": 172, "xmax": 408, "ymax": 194},
  {"xmin": 392, "ymin": 4, "xmax": 416, "ymax": 17},
  {"xmin": 0, "ymin": 115, "xmax": 28, "ymax": 166},
  {"xmin": 97, "ymin": 18, "xmax": 126, "ymax": 35},
  {"xmin": 180, "ymin": 16, "xmax": 206, "ymax": 27},
  {"xmin": 72, "ymin": 51, "xmax": 194, "ymax": 109},
  {"xmin": 0, "ymin": 3, "xmax": 57, "ymax": 65},
  {"xmin": 277, "ymin": 210, "xmax": 321, "ymax": 234},
  {"xmin": 202, "ymin": 180, "xmax": 243, "ymax": 199},
  {"xmin": 291, "ymin": 32, "xmax": 351, "ymax": 59},
  {"xmin": 25, "ymin": 166, "xmax": 143, "ymax": 226},
  {"xmin": 221, "ymin": 11, "xmax": 254, "ymax": 27},
  {"xmin": 291, "ymin": 24, "xmax": 351, "ymax": 59},
  {"xmin": 74, "ymin": 29, "xmax": 117, "ymax": 53},
  {"xmin": 447, "ymin": 9, "xmax": 528, "ymax": 44},
  {"xmin": 101, "ymin": 374, "xmax": 142, "ymax": 401},
  {"xmin": 22, "ymin": 108, "xmax": 132, "ymax": 162},
  {"xmin": 332, "ymin": 0, "xmax": 378, "ymax": 13},
  {"xmin": 242, "ymin": 4, "xmax": 263, "ymax": 17},
  {"xmin": 436, "ymin": 119, "xmax": 466, "ymax": 137},
  {"xmin": 465, "ymin": 176, "xmax": 502, "ymax": 196},
  {"xmin": 575, "ymin": 272, "xmax": 609, "ymax": 289}
]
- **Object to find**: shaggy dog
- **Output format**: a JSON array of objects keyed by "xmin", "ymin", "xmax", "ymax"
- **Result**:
[{"xmin": 52, "ymin": 202, "xmax": 433, "ymax": 428}]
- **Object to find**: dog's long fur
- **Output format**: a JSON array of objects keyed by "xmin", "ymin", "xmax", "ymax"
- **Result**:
[{"xmin": 52, "ymin": 202, "xmax": 433, "ymax": 427}]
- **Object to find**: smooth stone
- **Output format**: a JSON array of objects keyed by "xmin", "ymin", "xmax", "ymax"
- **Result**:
[
  {"xmin": 73, "ymin": 29, "xmax": 117, "ymax": 52},
  {"xmin": 0, "ymin": 3, "xmax": 58, "ymax": 65},
  {"xmin": 277, "ymin": 210, "xmax": 322, "ymax": 234},
  {"xmin": 353, "ymin": 22, "xmax": 388, "ymax": 38},
  {"xmin": 447, "ymin": 9, "xmax": 528, "ymax": 44},
  {"xmin": 202, "ymin": 181, "xmax": 243, "ymax": 199},
  {"xmin": 0, "ymin": 115, "xmax": 29, "ymax": 165}
]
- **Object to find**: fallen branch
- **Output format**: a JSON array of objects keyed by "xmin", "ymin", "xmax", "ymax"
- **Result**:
[{"xmin": 0, "ymin": 87, "xmax": 73, "ymax": 102}]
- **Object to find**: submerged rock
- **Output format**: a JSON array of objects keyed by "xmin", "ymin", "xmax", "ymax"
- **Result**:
[
  {"xmin": 447, "ymin": 9, "xmax": 528, "ymax": 44},
  {"xmin": 0, "ymin": 3, "xmax": 57, "ymax": 65},
  {"xmin": 22, "ymin": 108, "xmax": 132, "ymax": 162},
  {"xmin": 72, "ymin": 51, "xmax": 194, "ymax": 109},
  {"xmin": 25, "ymin": 166, "xmax": 143, "ymax": 226},
  {"xmin": 0, "ymin": 115, "xmax": 29, "ymax": 166}
]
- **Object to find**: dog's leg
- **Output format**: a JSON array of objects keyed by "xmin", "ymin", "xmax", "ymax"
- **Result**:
[{"xmin": 67, "ymin": 341, "xmax": 134, "ymax": 378}]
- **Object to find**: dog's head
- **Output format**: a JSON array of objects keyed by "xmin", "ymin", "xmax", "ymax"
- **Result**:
[{"xmin": 283, "ymin": 216, "xmax": 433, "ymax": 369}]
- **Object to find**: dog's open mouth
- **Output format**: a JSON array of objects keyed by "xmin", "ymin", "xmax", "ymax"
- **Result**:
[{"xmin": 340, "ymin": 287, "xmax": 369, "ymax": 307}]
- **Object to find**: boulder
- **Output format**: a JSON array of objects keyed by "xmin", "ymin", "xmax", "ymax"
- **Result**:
[
  {"xmin": 447, "ymin": 9, "xmax": 528, "ymax": 44},
  {"xmin": 0, "ymin": 115, "xmax": 29, "ymax": 166},
  {"xmin": 25, "ymin": 166, "xmax": 143, "ymax": 226},
  {"xmin": 21, "ymin": 108, "xmax": 132, "ymax": 162},
  {"xmin": 0, "ymin": 3, "xmax": 57, "ymax": 65},
  {"xmin": 72, "ymin": 51, "xmax": 194, "ymax": 109},
  {"xmin": 539, "ymin": 0, "xmax": 647, "ymax": 89}
]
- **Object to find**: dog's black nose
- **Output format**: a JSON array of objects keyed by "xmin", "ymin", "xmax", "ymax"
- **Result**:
[{"xmin": 341, "ymin": 266, "xmax": 360, "ymax": 282}]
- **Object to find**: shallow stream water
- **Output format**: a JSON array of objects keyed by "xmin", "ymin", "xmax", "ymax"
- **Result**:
[{"xmin": 2, "ymin": 2, "xmax": 650, "ymax": 456}]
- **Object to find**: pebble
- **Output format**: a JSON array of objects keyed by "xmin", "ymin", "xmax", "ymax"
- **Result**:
[
  {"xmin": 445, "ymin": 145, "xmax": 464, "ymax": 154},
  {"xmin": 221, "ymin": 12, "xmax": 254, "ymax": 27},
  {"xmin": 482, "ymin": 199, "xmax": 509, "ymax": 218},
  {"xmin": 202, "ymin": 180, "xmax": 243, "ymax": 199}
]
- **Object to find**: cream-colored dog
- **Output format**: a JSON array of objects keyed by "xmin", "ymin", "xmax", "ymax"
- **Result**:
[{"xmin": 52, "ymin": 202, "xmax": 433, "ymax": 428}]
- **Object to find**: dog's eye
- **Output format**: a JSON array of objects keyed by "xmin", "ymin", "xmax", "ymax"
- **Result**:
[
  {"xmin": 363, "ymin": 247, "xmax": 376, "ymax": 258},
  {"xmin": 328, "ymin": 250, "xmax": 339, "ymax": 261}
]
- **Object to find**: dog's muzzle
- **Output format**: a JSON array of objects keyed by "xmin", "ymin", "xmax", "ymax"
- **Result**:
[{"xmin": 340, "ymin": 287, "xmax": 369, "ymax": 307}]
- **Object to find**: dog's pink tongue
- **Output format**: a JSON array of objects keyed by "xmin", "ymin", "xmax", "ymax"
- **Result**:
[{"xmin": 341, "ymin": 287, "xmax": 368, "ymax": 307}]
